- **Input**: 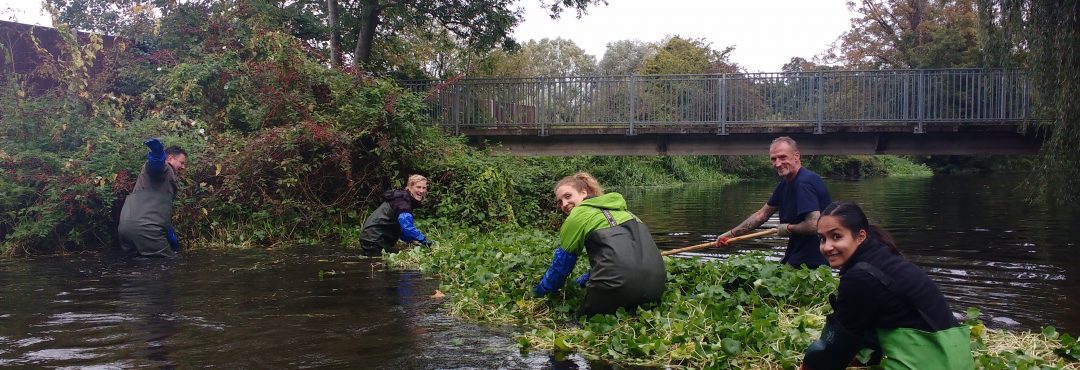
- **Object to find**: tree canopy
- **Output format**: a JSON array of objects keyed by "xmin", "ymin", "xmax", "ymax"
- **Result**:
[
  {"xmin": 42, "ymin": 0, "xmax": 609, "ymax": 77},
  {"xmin": 824, "ymin": 0, "xmax": 982, "ymax": 68}
]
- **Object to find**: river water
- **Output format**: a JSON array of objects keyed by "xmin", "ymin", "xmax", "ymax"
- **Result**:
[
  {"xmin": 0, "ymin": 175, "xmax": 1076, "ymax": 368},
  {"xmin": 623, "ymin": 175, "xmax": 1080, "ymax": 335}
]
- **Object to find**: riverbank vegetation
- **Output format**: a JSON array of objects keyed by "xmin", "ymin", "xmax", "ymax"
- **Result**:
[{"xmin": 386, "ymin": 227, "xmax": 1080, "ymax": 369}]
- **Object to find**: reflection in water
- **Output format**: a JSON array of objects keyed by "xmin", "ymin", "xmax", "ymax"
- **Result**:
[
  {"xmin": 119, "ymin": 261, "xmax": 179, "ymax": 368},
  {"xmin": 621, "ymin": 175, "xmax": 1080, "ymax": 334}
]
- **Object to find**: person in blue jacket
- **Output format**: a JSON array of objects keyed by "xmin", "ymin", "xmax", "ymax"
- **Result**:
[
  {"xmin": 714, "ymin": 136, "xmax": 831, "ymax": 268},
  {"xmin": 118, "ymin": 138, "xmax": 187, "ymax": 258},
  {"xmin": 359, "ymin": 175, "xmax": 432, "ymax": 256}
]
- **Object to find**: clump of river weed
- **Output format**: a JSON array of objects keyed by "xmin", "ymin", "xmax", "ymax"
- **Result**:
[{"xmin": 386, "ymin": 228, "xmax": 1080, "ymax": 369}]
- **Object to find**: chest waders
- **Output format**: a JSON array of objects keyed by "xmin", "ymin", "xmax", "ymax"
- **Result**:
[
  {"xmin": 359, "ymin": 202, "xmax": 400, "ymax": 253},
  {"xmin": 577, "ymin": 209, "xmax": 666, "ymax": 318},
  {"xmin": 856, "ymin": 262, "xmax": 975, "ymax": 370}
]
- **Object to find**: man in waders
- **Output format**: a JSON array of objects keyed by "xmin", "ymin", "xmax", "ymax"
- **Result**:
[
  {"xmin": 118, "ymin": 138, "xmax": 187, "ymax": 258},
  {"xmin": 714, "ymin": 136, "xmax": 831, "ymax": 268}
]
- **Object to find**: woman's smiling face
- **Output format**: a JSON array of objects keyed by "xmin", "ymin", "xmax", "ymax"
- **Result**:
[
  {"xmin": 817, "ymin": 215, "xmax": 867, "ymax": 268},
  {"xmin": 554, "ymin": 184, "xmax": 588, "ymax": 214}
]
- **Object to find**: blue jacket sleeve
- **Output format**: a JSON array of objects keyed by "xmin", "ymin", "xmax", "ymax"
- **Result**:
[
  {"xmin": 144, "ymin": 138, "xmax": 166, "ymax": 175},
  {"xmin": 167, "ymin": 225, "xmax": 179, "ymax": 251},
  {"xmin": 397, "ymin": 211, "xmax": 427, "ymax": 243},
  {"xmin": 534, "ymin": 247, "xmax": 578, "ymax": 296}
]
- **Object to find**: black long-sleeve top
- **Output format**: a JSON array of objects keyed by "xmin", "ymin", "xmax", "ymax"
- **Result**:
[{"xmin": 831, "ymin": 238, "xmax": 960, "ymax": 336}]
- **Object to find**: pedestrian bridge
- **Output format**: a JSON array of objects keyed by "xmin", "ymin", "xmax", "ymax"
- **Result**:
[{"xmin": 403, "ymin": 69, "xmax": 1041, "ymax": 155}]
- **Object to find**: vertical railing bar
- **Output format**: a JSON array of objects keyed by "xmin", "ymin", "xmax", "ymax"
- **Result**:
[
  {"xmin": 628, "ymin": 75, "xmax": 635, "ymax": 135},
  {"xmin": 816, "ymin": 72, "xmax": 824, "ymax": 134},
  {"xmin": 719, "ymin": 75, "xmax": 727, "ymax": 134},
  {"xmin": 916, "ymin": 70, "xmax": 925, "ymax": 133}
]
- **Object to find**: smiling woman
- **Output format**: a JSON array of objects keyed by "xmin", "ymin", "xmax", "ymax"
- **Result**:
[
  {"xmin": 803, "ymin": 201, "xmax": 974, "ymax": 370},
  {"xmin": 533, "ymin": 172, "xmax": 666, "ymax": 318}
]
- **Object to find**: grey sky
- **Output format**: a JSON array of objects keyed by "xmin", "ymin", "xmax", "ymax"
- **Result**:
[
  {"xmin": 512, "ymin": 0, "xmax": 859, "ymax": 72},
  {"xmin": 2, "ymin": 1, "xmax": 50, "ymax": 26}
]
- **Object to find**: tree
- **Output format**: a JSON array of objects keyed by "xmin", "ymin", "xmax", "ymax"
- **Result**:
[
  {"xmin": 338, "ymin": 0, "xmax": 606, "ymax": 68},
  {"xmin": 825, "ymin": 0, "xmax": 982, "ymax": 69},
  {"xmin": 598, "ymin": 39, "xmax": 657, "ymax": 75},
  {"xmin": 640, "ymin": 36, "xmax": 736, "ymax": 75},
  {"xmin": 476, "ymin": 37, "xmax": 597, "ymax": 77},
  {"xmin": 978, "ymin": 0, "xmax": 1080, "ymax": 205}
]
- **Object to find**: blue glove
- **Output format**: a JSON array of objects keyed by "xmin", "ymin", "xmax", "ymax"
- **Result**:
[
  {"xmin": 144, "ymin": 138, "xmax": 166, "ymax": 174},
  {"xmin": 397, "ymin": 212, "xmax": 428, "ymax": 243},
  {"xmin": 167, "ymin": 225, "xmax": 180, "ymax": 251},
  {"xmin": 574, "ymin": 273, "xmax": 590, "ymax": 288},
  {"xmin": 534, "ymin": 247, "xmax": 577, "ymax": 297}
]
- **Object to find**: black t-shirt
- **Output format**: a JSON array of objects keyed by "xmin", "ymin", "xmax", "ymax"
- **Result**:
[{"xmin": 767, "ymin": 167, "xmax": 831, "ymax": 268}]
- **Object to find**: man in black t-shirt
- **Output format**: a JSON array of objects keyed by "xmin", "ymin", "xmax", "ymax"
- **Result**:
[{"xmin": 714, "ymin": 136, "xmax": 831, "ymax": 268}]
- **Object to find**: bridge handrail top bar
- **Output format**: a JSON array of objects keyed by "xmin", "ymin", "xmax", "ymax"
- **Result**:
[{"xmin": 399, "ymin": 68, "xmax": 1030, "ymax": 84}]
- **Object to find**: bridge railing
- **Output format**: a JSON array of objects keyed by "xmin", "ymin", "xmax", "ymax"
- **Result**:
[{"xmin": 401, "ymin": 69, "xmax": 1029, "ymax": 135}]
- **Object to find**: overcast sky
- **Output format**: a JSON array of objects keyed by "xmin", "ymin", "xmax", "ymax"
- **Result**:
[
  {"xmin": 513, "ymin": 0, "xmax": 860, "ymax": 72},
  {"xmin": 3, "ymin": 0, "xmax": 860, "ymax": 72},
  {"xmin": 2, "ymin": 2, "xmax": 50, "ymax": 26}
]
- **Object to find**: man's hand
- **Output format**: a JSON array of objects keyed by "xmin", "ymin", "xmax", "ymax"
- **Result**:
[
  {"xmin": 777, "ymin": 223, "xmax": 792, "ymax": 237},
  {"xmin": 715, "ymin": 231, "xmax": 733, "ymax": 248},
  {"xmin": 144, "ymin": 138, "xmax": 164, "ymax": 153},
  {"xmin": 419, "ymin": 239, "xmax": 433, "ymax": 248}
]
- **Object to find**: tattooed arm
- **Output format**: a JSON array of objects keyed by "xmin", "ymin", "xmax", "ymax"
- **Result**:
[{"xmin": 727, "ymin": 203, "xmax": 777, "ymax": 237}]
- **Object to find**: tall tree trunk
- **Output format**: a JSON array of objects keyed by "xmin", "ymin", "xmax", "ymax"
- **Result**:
[
  {"xmin": 353, "ymin": 0, "xmax": 382, "ymax": 66},
  {"xmin": 327, "ymin": 0, "xmax": 341, "ymax": 67}
]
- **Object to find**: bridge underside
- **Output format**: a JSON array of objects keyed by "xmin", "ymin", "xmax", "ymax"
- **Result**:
[{"xmin": 462, "ymin": 123, "xmax": 1041, "ymax": 155}]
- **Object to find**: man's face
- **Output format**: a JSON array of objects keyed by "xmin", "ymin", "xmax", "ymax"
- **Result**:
[
  {"xmin": 166, "ymin": 153, "xmax": 187, "ymax": 175},
  {"xmin": 769, "ymin": 142, "xmax": 801, "ymax": 181}
]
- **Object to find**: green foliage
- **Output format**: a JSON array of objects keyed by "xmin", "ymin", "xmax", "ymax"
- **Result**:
[
  {"xmin": 641, "ymin": 36, "xmax": 736, "ymax": 75},
  {"xmin": 964, "ymin": 307, "xmax": 1080, "ymax": 369},
  {"xmin": 599, "ymin": 40, "xmax": 658, "ymax": 76},
  {"xmin": 0, "ymin": 89, "xmax": 178, "ymax": 254},
  {"xmin": 386, "ymin": 226, "xmax": 836, "ymax": 368},
  {"xmin": 389, "ymin": 228, "xmax": 1080, "ymax": 368},
  {"xmin": 912, "ymin": 155, "xmax": 1035, "ymax": 175},
  {"xmin": 826, "ymin": 0, "xmax": 982, "ymax": 69},
  {"xmin": 804, "ymin": 155, "xmax": 932, "ymax": 178},
  {"xmin": 475, "ymin": 38, "xmax": 598, "ymax": 77}
]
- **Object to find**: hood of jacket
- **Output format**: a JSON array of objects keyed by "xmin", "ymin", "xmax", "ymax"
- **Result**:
[
  {"xmin": 579, "ymin": 192, "xmax": 628, "ymax": 211},
  {"xmin": 383, "ymin": 189, "xmax": 421, "ymax": 214}
]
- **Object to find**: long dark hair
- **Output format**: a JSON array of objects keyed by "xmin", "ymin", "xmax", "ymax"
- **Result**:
[{"xmin": 821, "ymin": 201, "xmax": 900, "ymax": 255}]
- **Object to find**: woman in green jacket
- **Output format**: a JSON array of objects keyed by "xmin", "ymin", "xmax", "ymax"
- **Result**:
[{"xmin": 533, "ymin": 172, "xmax": 666, "ymax": 317}]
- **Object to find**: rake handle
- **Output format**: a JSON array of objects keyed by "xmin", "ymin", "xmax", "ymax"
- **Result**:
[{"xmin": 661, "ymin": 228, "xmax": 779, "ymax": 256}]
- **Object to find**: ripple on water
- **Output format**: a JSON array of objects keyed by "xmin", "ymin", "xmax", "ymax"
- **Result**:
[{"xmin": 24, "ymin": 348, "xmax": 101, "ymax": 361}]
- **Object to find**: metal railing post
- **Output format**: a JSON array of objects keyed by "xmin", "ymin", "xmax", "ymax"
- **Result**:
[
  {"xmin": 628, "ymin": 76, "xmax": 636, "ymax": 136},
  {"xmin": 916, "ymin": 70, "xmax": 925, "ymax": 134},
  {"xmin": 815, "ymin": 72, "xmax": 824, "ymax": 134},
  {"xmin": 718, "ymin": 75, "xmax": 728, "ymax": 135},
  {"xmin": 539, "ymin": 79, "xmax": 547, "ymax": 136},
  {"xmin": 453, "ymin": 83, "xmax": 462, "ymax": 135}
]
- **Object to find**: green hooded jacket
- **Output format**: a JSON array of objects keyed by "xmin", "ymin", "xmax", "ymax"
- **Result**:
[{"xmin": 559, "ymin": 193, "xmax": 666, "ymax": 296}]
